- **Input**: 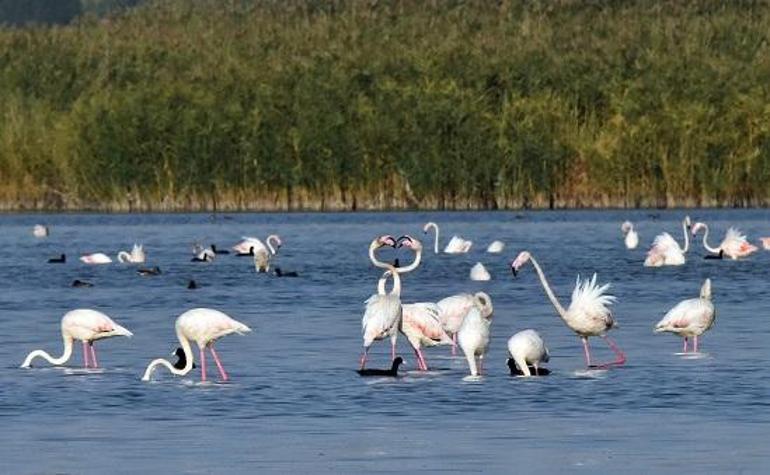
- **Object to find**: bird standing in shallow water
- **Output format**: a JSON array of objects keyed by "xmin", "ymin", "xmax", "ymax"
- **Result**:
[{"xmin": 654, "ymin": 279, "xmax": 715, "ymax": 353}]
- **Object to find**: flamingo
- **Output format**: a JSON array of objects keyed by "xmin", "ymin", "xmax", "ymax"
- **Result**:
[
  {"xmin": 117, "ymin": 244, "xmax": 145, "ymax": 264},
  {"xmin": 423, "ymin": 222, "xmax": 472, "ymax": 254},
  {"xmin": 33, "ymin": 224, "xmax": 49, "ymax": 238},
  {"xmin": 654, "ymin": 279, "xmax": 715, "ymax": 353},
  {"xmin": 233, "ymin": 235, "xmax": 282, "ymax": 256},
  {"xmin": 141, "ymin": 308, "xmax": 251, "ymax": 382},
  {"xmin": 512, "ymin": 251, "xmax": 625, "ymax": 368},
  {"xmin": 621, "ymin": 221, "xmax": 639, "ymax": 249},
  {"xmin": 436, "ymin": 292, "xmax": 493, "ymax": 355},
  {"xmin": 691, "ymin": 223, "xmax": 758, "ymax": 259},
  {"xmin": 80, "ymin": 253, "xmax": 113, "ymax": 264},
  {"xmin": 486, "ymin": 240, "xmax": 505, "ymax": 253},
  {"xmin": 761, "ymin": 237, "xmax": 770, "ymax": 250},
  {"xmin": 644, "ymin": 216, "xmax": 691, "ymax": 267},
  {"xmin": 192, "ymin": 245, "xmax": 215, "ymax": 262},
  {"xmin": 507, "ymin": 329, "xmax": 550, "ymax": 377},
  {"xmin": 21, "ymin": 309, "xmax": 133, "ymax": 369},
  {"xmin": 457, "ymin": 295, "xmax": 493, "ymax": 376},
  {"xmin": 470, "ymin": 262, "xmax": 491, "ymax": 281},
  {"xmin": 361, "ymin": 266, "xmax": 402, "ymax": 370}
]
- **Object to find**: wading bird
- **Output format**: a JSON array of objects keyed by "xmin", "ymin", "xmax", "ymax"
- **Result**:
[
  {"xmin": 644, "ymin": 216, "xmax": 691, "ymax": 267},
  {"xmin": 507, "ymin": 329, "xmax": 550, "ymax": 377},
  {"xmin": 654, "ymin": 279, "xmax": 715, "ymax": 353}
]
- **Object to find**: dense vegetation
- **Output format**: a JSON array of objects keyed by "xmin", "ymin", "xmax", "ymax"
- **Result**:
[{"xmin": 1, "ymin": 0, "xmax": 769, "ymax": 211}]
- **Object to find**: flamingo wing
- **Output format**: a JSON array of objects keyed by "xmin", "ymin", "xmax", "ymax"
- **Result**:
[
  {"xmin": 567, "ymin": 274, "xmax": 617, "ymax": 330},
  {"xmin": 402, "ymin": 303, "xmax": 452, "ymax": 344}
]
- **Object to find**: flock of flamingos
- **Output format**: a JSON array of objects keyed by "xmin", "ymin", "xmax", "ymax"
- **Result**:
[{"xmin": 20, "ymin": 217, "xmax": 770, "ymax": 382}]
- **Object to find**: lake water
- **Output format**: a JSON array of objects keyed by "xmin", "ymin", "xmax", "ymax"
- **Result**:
[{"xmin": 1, "ymin": 210, "xmax": 769, "ymax": 473}]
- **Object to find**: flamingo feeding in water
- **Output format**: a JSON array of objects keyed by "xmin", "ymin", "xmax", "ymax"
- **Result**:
[
  {"xmin": 423, "ymin": 222, "xmax": 472, "ymax": 254},
  {"xmin": 486, "ymin": 240, "xmax": 505, "ymax": 253},
  {"xmin": 118, "ymin": 244, "xmax": 146, "ymax": 264},
  {"xmin": 469, "ymin": 262, "xmax": 491, "ymax": 281},
  {"xmin": 141, "ymin": 308, "xmax": 251, "ymax": 382},
  {"xmin": 691, "ymin": 223, "xmax": 758, "ymax": 259},
  {"xmin": 80, "ymin": 253, "xmax": 113, "ymax": 264},
  {"xmin": 644, "ymin": 216, "xmax": 691, "ymax": 267},
  {"xmin": 507, "ymin": 329, "xmax": 550, "ymax": 377},
  {"xmin": 457, "ymin": 296, "xmax": 493, "ymax": 376},
  {"xmin": 621, "ymin": 221, "xmax": 639, "ymax": 249},
  {"xmin": 21, "ymin": 309, "xmax": 133, "ymax": 369},
  {"xmin": 436, "ymin": 292, "xmax": 493, "ymax": 355},
  {"xmin": 511, "ymin": 251, "xmax": 625, "ymax": 368},
  {"xmin": 654, "ymin": 279, "xmax": 715, "ymax": 353}
]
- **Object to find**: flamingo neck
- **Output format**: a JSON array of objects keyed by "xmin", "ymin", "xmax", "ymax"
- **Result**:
[
  {"xmin": 21, "ymin": 334, "xmax": 73, "ymax": 367},
  {"xmin": 141, "ymin": 330, "xmax": 195, "ymax": 381},
  {"xmin": 425, "ymin": 222, "xmax": 439, "ymax": 254},
  {"xmin": 117, "ymin": 251, "xmax": 130, "ymax": 263},
  {"xmin": 389, "ymin": 266, "xmax": 401, "ymax": 297},
  {"xmin": 681, "ymin": 220, "xmax": 690, "ymax": 253},
  {"xmin": 266, "ymin": 235, "xmax": 280, "ymax": 255},
  {"xmin": 699, "ymin": 224, "xmax": 720, "ymax": 253},
  {"xmin": 527, "ymin": 256, "xmax": 568, "ymax": 320},
  {"xmin": 397, "ymin": 247, "xmax": 422, "ymax": 274},
  {"xmin": 369, "ymin": 242, "xmax": 391, "ymax": 270}
]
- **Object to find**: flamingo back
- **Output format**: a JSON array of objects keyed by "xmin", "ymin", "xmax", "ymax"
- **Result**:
[
  {"xmin": 402, "ymin": 303, "xmax": 453, "ymax": 346},
  {"xmin": 721, "ymin": 227, "xmax": 757, "ymax": 258},
  {"xmin": 436, "ymin": 293, "xmax": 475, "ymax": 334},
  {"xmin": 655, "ymin": 298, "xmax": 715, "ymax": 337},
  {"xmin": 362, "ymin": 294, "xmax": 402, "ymax": 344},
  {"xmin": 177, "ymin": 308, "xmax": 251, "ymax": 347},
  {"xmin": 566, "ymin": 274, "xmax": 616, "ymax": 334}
]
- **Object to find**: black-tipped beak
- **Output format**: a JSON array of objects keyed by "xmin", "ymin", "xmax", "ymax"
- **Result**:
[
  {"xmin": 511, "ymin": 267, "xmax": 518, "ymax": 277},
  {"xmin": 396, "ymin": 235, "xmax": 410, "ymax": 248}
]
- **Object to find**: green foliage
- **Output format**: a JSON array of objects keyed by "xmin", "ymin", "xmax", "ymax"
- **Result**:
[{"xmin": 1, "ymin": 0, "xmax": 769, "ymax": 210}]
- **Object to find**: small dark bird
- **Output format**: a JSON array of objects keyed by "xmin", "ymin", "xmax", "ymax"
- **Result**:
[
  {"xmin": 137, "ymin": 266, "xmax": 162, "ymax": 276},
  {"xmin": 357, "ymin": 357, "xmax": 403, "ymax": 377},
  {"xmin": 173, "ymin": 347, "xmax": 196, "ymax": 370},
  {"xmin": 71, "ymin": 279, "xmax": 94, "ymax": 288},
  {"xmin": 392, "ymin": 258, "xmax": 400, "ymax": 268},
  {"xmin": 187, "ymin": 280, "xmax": 199, "ymax": 289},
  {"xmin": 235, "ymin": 247, "xmax": 255, "ymax": 257},
  {"xmin": 273, "ymin": 267, "xmax": 299, "ymax": 277},
  {"xmin": 48, "ymin": 254, "xmax": 66, "ymax": 264},
  {"xmin": 507, "ymin": 358, "xmax": 551, "ymax": 376},
  {"xmin": 210, "ymin": 244, "xmax": 229, "ymax": 255},
  {"xmin": 704, "ymin": 249, "xmax": 724, "ymax": 260}
]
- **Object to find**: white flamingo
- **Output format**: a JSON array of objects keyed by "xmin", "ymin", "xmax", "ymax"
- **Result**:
[
  {"xmin": 117, "ymin": 244, "xmax": 145, "ymax": 264},
  {"xmin": 21, "ymin": 309, "xmax": 133, "ymax": 368},
  {"xmin": 142, "ymin": 308, "xmax": 251, "ymax": 382},
  {"xmin": 644, "ymin": 216, "xmax": 691, "ymax": 267},
  {"xmin": 486, "ymin": 240, "xmax": 505, "ymax": 253},
  {"xmin": 507, "ymin": 329, "xmax": 550, "ymax": 377},
  {"xmin": 621, "ymin": 221, "xmax": 639, "ymax": 249},
  {"xmin": 233, "ymin": 235, "xmax": 282, "ymax": 256},
  {"xmin": 457, "ymin": 295, "xmax": 493, "ymax": 376},
  {"xmin": 761, "ymin": 237, "xmax": 770, "ymax": 250},
  {"xmin": 512, "ymin": 251, "xmax": 625, "ymax": 368},
  {"xmin": 469, "ymin": 262, "xmax": 491, "ymax": 281},
  {"xmin": 361, "ymin": 266, "xmax": 402, "ymax": 370},
  {"xmin": 691, "ymin": 223, "xmax": 758, "ymax": 259},
  {"xmin": 654, "ymin": 279, "xmax": 715, "ymax": 353},
  {"xmin": 33, "ymin": 224, "xmax": 49, "ymax": 238},
  {"xmin": 423, "ymin": 222, "xmax": 472, "ymax": 254},
  {"xmin": 80, "ymin": 253, "xmax": 113, "ymax": 264},
  {"xmin": 436, "ymin": 292, "xmax": 493, "ymax": 355}
]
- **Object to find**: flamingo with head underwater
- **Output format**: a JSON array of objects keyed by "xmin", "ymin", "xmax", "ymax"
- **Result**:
[
  {"xmin": 142, "ymin": 308, "xmax": 251, "ymax": 382},
  {"xmin": 21, "ymin": 309, "xmax": 133, "ymax": 369},
  {"xmin": 511, "ymin": 251, "xmax": 625, "ymax": 368}
]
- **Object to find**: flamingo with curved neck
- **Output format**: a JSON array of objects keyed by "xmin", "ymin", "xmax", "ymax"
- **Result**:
[
  {"xmin": 691, "ymin": 223, "xmax": 757, "ymax": 259},
  {"xmin": 368, "ymin": 235, "xmax": 398, "ymax": 270},
  {"xmin": 423, "ymin": 222, "xmax": 441, "ymax": 254},
  {"xmin": 511, "ymin": 251, "xmax": 625, "ymax": 368},
  {"xmin": 394, "ymin": 235, "xmax": 422, "ymax": 273},
  {"xmin": 142, "ymin": 308, "xmax": 251, "ymax": 382},
  {"xmin": 422, "ymin": 222, "xmax": 472, "ymax": 254}
]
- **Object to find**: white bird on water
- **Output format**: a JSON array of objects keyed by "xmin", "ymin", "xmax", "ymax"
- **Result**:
[
  {"xmin": 469, "ymin": 262, "xmax": 491, "ymax": 281},
  {"xmin": 507, "ymin": 329, "xmax": 550, "ymax": 377},
  {"xmin": 654, "ymin": 279, "xmax": 715, "ymax": 353},
  {"xmin": 33, "ymin": 224, "xmax": 49, "ymax": 238},
  {"xmin": 423, "ymin": 222, "xmax": 472, "ymax": 254},
  {"xmin": 457, "ymin": 294, "xmax": 493, "ymax": 376},
  {"xmin": 80, "ymin": 253, "xmax": 113, "ymax": 264},
  {"xmin": 21, "ymin": 309, "xmax": 132, "ymax": 369},
  {"xmin": 644, "ymin": 216, "xmax": 691, "ymax": 267},
  {"xmin": 142, "ymin": 308, "xmax": 251, "ymax": 382},
  {"xmin": 486, "ymin": 240, "xmax": 505, "ymax": 253},
  {"xmin": 512, "ymin": 251, "xmax": 625, "ymax": 368},
  {"xmin": 118, "ymin": 243, "xmax": 146, "ymax": 264},
  {"xmin": 233, "ymin": 235, "xmax": 282, "ymax": 256},
  {"xmin": 691, "ymin": 223, "xmax": 758, "ymax": 260},
  {"xmin": 621, "ymin": 221, "xmax": 639, "ymax": 249}
]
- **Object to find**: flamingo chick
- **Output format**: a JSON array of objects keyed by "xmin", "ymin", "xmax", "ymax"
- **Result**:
[
  {"xmin": 21, "ymin": 309, "xmax": 133, "ymax": 369},
  {"xmin": 621, "ymin": 221, "xmax": 639, "ymax": 249},
  {"xmin": 142, "ymin": 308, "xmax": 251, "ymax": 382},
  {"xmin": 512, "ymin": 251, "xmax": 625, "ymax": 368},
  {"xmin": 457, "ymin": 297, "xmax": 492, "ymax": 376},
  {"xmin": 507, "ymin": 329, "xmax": 550, "ymax": 377},
  {"xmin": 654, "ymin": 279, "xmax": 715, "ymax": 353}
]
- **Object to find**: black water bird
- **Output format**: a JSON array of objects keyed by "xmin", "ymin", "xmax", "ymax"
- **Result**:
[
  {"xmin": 210, "ymin": 244, "xmax": 229, "ymax": 255},
  {"xmin": 357, "ymin": 357, "xmax": 403, "ymax": 377},
  {"xmin": 273, "ymin": 267, "xmax": 299, "ymax": 277},
  {"xmin": 704, "ymin": 249, "xmax": 724, "ymax": 260},
  {"xmin": 506, "ymin": 358, "xmax": 551, "ymax": 376},
  {"xmin": 173, "ymin": 347, "xmax": 196, "ymax": 370},
  {"xmin": 71, "ymin": 279, "xmax": 94, "ymax": 288},
  {"xmin": 235, "ymin": 247, "xmax": 255, "ymax": 257},
  {"xmin": 137, "ymin": 266, "xmax": 162, "ymax": 276},
  {"xmin": 187, "ymin": 280, "xmax": 199, "ymax": 289},
  {"xmin": 48, "ymin": 254, "xmax": 66, "ymax": 264}
]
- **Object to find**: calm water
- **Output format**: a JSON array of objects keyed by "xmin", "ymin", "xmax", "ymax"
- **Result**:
[{"xmin": 2, "ymin": 210, "xmax": 770, "ymax": 473}]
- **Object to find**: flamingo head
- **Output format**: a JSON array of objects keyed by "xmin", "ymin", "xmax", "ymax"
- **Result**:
[
  {"xmin": 700, "ymin": 278, "xmax": 712, "ymax": 300},
  {"xmin": 691, "ymin": 222, "xmax": 706, "ymax": 236},
  {"xmin": 684, "ymin": 215, "xmax": 692, "ymax": 229},
  {"xmin": 273, "ymin": 236, "xmax": 283, "ymax": 249},
  {"xmin": 397, "ymin": 235, "xmax": 423, "ymax": 251},
  {"xmin": 422, "ymin": 222, "xmax": 437, "ymax": 234},
  {"xmin": 373, "ymin": 235, "xmax": 397, "ymax": 249},
  {"xmin": 620, "ymin": 221, "xmax": 632, "ymax": 234},
  {"xmin": 511, "ymin": 251, "xmax": 531, "ymax": 276}
]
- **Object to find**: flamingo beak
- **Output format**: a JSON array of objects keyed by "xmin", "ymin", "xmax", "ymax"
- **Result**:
[
  {"xmin": 396, "ymin": 235, "xmax": 411, "ymax": 248},
  {"xmin": 511, "ymin": 266, "xmax": 518, "ymax": 277}
]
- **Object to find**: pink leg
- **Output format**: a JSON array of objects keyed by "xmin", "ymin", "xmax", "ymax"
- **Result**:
[
  {"xmin": 199, "ymin": 346, "xmax": 207, "ymax": 382},
  {"xmin": 451, "ymin": 334, "xmax": 457, "ymax": 356},
  {"xmin": 581, "ymin": 337, "xmax": 592, "ymax": 367},
  {"xmin": 694, "ymin": 336, "xmax": 699, "ymax": 353},
  {"xmin": 478, "ymin": 356, "xmax": 484, "ymax": 375},
  {"xmin": 90, "ymin": 343, "xmax": 98, "ymax": 368},
  {"xmin": 683, "ymin": 337, "xmax": 688, "ymax": 353},
  {"xmin": 82, "ymin": 341, "xmax": 90, "ymax": 368},
  {"xmin": 359, "ymin": 348, "xmax": 369, "ymax": 370},
  {"xmin": 209, "ymin": 345, "xmax": 229, "ymax": 381},
  {"xmin": 591, "ymin": 336, "xmax": 626, "ymax": 368},
  {"xmin": 416, "ymin": 348, "xmax": 430, "ymax": 371}
]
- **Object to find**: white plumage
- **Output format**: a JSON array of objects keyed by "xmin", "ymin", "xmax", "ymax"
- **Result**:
[
  {"xmin": 401, "ymin": 302, "xmax": 453, "ymax": 370},
  {"xmin": 655, "ymin": 279, "xmax": 715, "ymax": 353},
  {"xmin": 486, "ymin": 240, "xmax": 505, "ymax": 253},
  {"xmin": 644, "ymin": 216, "xmax": 691, "ymax": 267},
  {"xmin": 457, "ymin": 304, "xmax": 491, "ymax": 376},
  {"xmin": 80, "ymin": 253, "xmax": 113, "ymax": 264},
  {"xmin": 469, "ymin": 262, "xmax": 491, "ymax": 281},
  {"xmin": 621, "ymin": 221, "xmax": 638, "ymax": 249},
  {"xmin": 507, "ymin": 329, "xmax": 550, "ymax": 377}
]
